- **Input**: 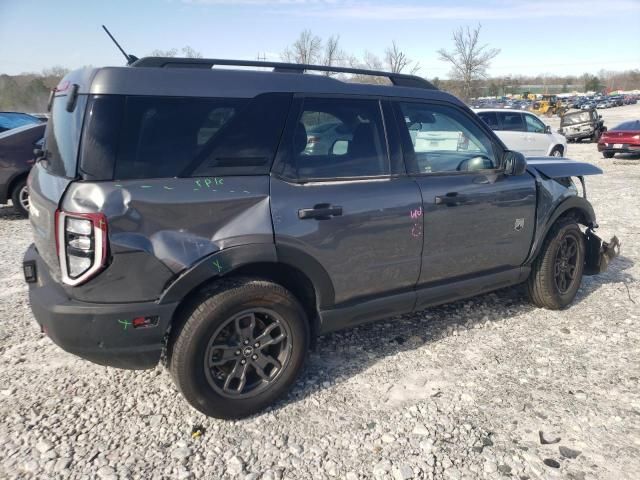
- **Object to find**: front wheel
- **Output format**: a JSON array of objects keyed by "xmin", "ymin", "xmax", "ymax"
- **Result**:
[
  {"xmin": 550, "ymin": 146, "xmax": 563, "ymax": 157},
  {"xmin": 603, "ymin": 151, "xmax": 615, "ymax": 159},
  {"xmin": 527, "ymin": 218, "xmax": 585, "ymax": 310},
  {"xmin": 169, "ymin": 278, "xmax": 309, "ymax": 419}
]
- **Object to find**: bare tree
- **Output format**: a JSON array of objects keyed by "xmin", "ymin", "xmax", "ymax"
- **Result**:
[
  {"xmin": 437, "ymin": 24, "xmax": 500, "ymax": 100},
  {"xmin": 149, "ymin": 46, "xmax": 202, "ymax": 58},
  {"xmin": 282, "ymin": 30, "xmax": 322, "ymax": 64},
  {"xmin": 384, "ymin": 41, "xmax": 420, "ymax": 74},
  {"xmin": 321, "ymin": 35, "xmax": 343, "ymax": 75}
]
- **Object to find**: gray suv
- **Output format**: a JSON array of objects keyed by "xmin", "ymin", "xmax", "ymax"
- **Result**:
[{"xmin": 23, "ymin": 58, "xmax": 618, "ymax": 419}]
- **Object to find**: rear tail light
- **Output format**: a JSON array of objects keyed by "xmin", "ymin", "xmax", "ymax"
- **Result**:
[
  {"xmin": 307, "ymin": 136, "xmax": 320, "ymax": 144},
  {"xmin": 55, "ymin": 210, "xmax": 108, "ymax": 286}
]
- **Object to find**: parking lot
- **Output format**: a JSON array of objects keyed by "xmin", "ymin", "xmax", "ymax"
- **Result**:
[{"xmin": 1, "ymin": 104, "xmax": 639, "ymax": 480}]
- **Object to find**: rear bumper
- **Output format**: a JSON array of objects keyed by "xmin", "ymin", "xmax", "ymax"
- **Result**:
[
  {"xmin": 597, "ymin": 143, "xmax": 640, "ymax": 153},
  {"xmin": 23, "ymin": 244, "xmax": 178, "ymax": 369}
]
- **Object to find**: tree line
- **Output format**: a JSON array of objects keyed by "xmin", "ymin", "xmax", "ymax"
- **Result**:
[{"xmin": 1, "ymin": 26, "xmax": 639, "ymax": 112}]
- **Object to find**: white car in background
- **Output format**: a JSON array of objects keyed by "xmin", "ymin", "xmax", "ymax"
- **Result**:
[{"xmin": 473, "ymin": 109, "xmax": 567, "ymax": 157}]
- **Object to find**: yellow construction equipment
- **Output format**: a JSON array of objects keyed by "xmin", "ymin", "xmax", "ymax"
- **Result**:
[{"xmin": 529, "ymin": 95, "xmax": 566, "ymax": 117}]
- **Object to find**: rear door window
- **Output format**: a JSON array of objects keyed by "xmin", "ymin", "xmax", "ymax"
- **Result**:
[
  {"xmin": 496, "ymin": 112, "xmax": 525, "ymax": 132},
  {"xmin": 285, "ymin": 97, "xmax": 389, "ymax": 180},
  {"xmin": 112, "ymin": 93, "xmax": 291, "ymax": 180}
]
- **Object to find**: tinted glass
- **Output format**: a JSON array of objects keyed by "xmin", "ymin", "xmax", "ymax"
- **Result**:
[
  {"xmin": 115, "ymin": 93, "xmax": 291, "ymax": 180},
  {"xmin": 524, "ymin": 114, "xmax": 546, "ymax": 133},
  {"xmin": 497, "ymin": 112, "xmax": 525, "ymax": 132},
  {"xmin": 43, "ymin": 95, "xmax": 88, "ymax": 178},
  {"xmin": 288, "ymin": 97, "xmax": 389, "ymax": 179},
  {"xmin": 80, "ymin": 95, "xmax": 125, "ymax": 180},
  {"xmin": 398, "ymin": 102, "xmax": 497, "ymax": 174},
  {"xmin": 0, "ymin": 112, "xmax": 40, "ymax": 131},
  {"xmin": 477, "ymin": 111, "xmax": 499, "ymax": 129}
]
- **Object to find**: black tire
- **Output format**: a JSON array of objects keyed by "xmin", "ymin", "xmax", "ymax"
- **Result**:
[
  {"xmin": 603, "ymin": 151, "xmax": 615, "ymax": 159},
  {"xmin": 169, "ymin": 277, "xmax": 309, "ymax": 419},
  {"xmin": 10, "ymin": 178, "xmax": 29, "ymax": 217},
  {"xmin": 591, "ymin": 130, "xmax": 601, "ymax": 142},
  {"xmin": 549, "ymin": 146, "xmax": 563, "ymax": 157},
  {"xmin": 527, "ymin": 217, "xmax": 585, "ymax": 310}
]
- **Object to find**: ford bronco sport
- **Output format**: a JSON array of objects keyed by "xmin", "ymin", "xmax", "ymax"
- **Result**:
[{"xmin": 23, "ymin": 58, "xmax": 618, "ymax": 419}]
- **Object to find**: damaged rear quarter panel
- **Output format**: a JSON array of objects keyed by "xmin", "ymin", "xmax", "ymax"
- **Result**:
[{"xmin": 61, "ymin": 176, "xmax": 272, "ymax": 302}]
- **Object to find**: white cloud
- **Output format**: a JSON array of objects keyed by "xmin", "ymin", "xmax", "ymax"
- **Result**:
[{"xmin": 183, "ymin": 0, "xmax": 640, "ymax": 20}]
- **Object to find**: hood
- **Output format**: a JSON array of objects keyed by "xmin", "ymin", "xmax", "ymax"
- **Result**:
[{"xmin": 526, "ymin": 157, "xmax": 603, "ymax": 178}]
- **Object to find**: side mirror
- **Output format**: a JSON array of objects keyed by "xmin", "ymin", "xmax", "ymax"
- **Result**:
[
  {"xmin": 504, "ymin": 150, "xmax": 527, "ymax": 176},
  {"xmin": 544, "ymin": 125, "xmax": 552, "ymax": 134}
]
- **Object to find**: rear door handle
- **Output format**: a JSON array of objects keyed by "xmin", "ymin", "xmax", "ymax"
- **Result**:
[
  {"xmin": 435, "ymin": 193, "xmax": 468, "ymax": 206},
  {"xmin": 298, "ymin": 204, "xmax": 343, "ymax": 220}
]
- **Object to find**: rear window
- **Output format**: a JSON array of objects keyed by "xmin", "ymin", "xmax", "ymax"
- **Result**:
[
  {"xmin": 612, "ymin": 120, "xmax": 640, "ymax": 131},
  {"xmin": 43, "ymin": 95, "xmax": 88, "ymax": 178},
  {"xmin": 83, "ymin": 93, "xmax": 291, "ymax": 180}
]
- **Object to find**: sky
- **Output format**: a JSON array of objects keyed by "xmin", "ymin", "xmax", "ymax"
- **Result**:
[{"xmin": 1, "ymin": 0, "xmax": 639, "ymax": 78}]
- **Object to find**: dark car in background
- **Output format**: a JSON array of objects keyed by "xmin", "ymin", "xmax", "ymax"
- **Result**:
[
  {"xmin": 0, "ymin": 112, "xmax": 43, "ymax": 134},
  {"xmin": 598, "ymin": 120, "xmax": 640, "ymax": 158},
  {"xmin": 0, "ymin": 122, "xmax": 46, "ymax": 215}
]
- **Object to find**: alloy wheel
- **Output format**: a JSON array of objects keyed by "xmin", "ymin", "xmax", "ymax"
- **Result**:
[
  {"xmin": 19, "ymin": 185, "xmax": 29, "ymax": 212},
  {"xmin": 204, "ymin": 308, "xmax": 292, "ymax": 398},
  {"xmin": 554, "ymin": 235, "xmax": 579, "ymax": 294}
]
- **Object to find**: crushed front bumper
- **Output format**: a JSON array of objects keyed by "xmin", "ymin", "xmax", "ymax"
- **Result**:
[{"xmin": 584, "ymin": 230, "xmax": 620, "ymax": 275}]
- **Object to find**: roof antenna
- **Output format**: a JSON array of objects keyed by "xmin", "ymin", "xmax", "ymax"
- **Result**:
[{"xmin": 102, "ymin": 25, "xmax": 139, "ymax": 65}]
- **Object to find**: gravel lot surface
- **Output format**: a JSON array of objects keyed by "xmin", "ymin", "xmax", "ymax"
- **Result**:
[{"xmin": 1, "ymin": 104, "xmax": 639, "ymax": 480}]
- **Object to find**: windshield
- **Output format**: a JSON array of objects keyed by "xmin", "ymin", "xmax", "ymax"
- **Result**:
[
  {"xmin": 612, "ymin": 120, "xmax": 640, "ymax": 131},
  {"xmin": 561, "ymin": 111, "xmax": 592, "ymax": 126},
  {"xmin": 42, "ymin": 95, "xmax": 87, "ymax": 178},
  {"xmin": 0, "ymin": 112, "xmax": 40, "ymax": 131}
]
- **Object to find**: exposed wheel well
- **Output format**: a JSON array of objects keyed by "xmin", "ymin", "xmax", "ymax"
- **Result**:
[{"xmin": 164, "ymin": 262, "xmax": 320, "ymax": 361}]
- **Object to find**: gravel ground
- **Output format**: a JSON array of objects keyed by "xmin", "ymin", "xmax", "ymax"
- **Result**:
[{"xmin": 1, "ymin": 104, "xmax": 639, "ymax": 480}]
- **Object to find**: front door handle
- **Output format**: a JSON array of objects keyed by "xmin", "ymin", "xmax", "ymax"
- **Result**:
[
  {"xmin": 298, "ymin": 204, "xmax": 343, "ymax": 220},
  {"xmin": 435, "ymin": 193, "xmax": 468, "ymax": 206}
]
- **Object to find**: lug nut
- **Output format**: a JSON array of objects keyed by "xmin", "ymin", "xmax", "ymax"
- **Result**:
[
  {"xmin": 244, "ymin": 339, "xmax": 249, "ymax": 345},
  {"xmin": 254, "ymin": 342, "xmax": 260, "ymax": 348},
  {"xmin": 252, "ymin": 354, "xmax": 258, "ymax": 360},
  {"xmin": 235, "ymin": 350, "xmax": 241, "ymax": 356},
  {"xmin": 240, "ymin": 359, "xmax": 246, "ymax": 365}
]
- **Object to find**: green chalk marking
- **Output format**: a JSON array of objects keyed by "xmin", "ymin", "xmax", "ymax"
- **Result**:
[
  {"xmin": 204, "ymin": 178, "xmax": 213, "ymax": 188},
  {"xmin": 114, "ymin": 184, "xmax": 123, "ymax": 188},
  {"xmin": 215, "ymin": 178, "xmax": 224, "ymax": 185},
  {"xmin": 140, "ymin": 185, "xmax": 152, "ymax": 189},
  {"xmin": 163, "ymin": 186, "xmax": 174, "ymax": 190},
  {"xmin": 212, "ymin": 259, "xmax": 223, "ymax": 272},
  {"xmin": 195, "ymin": 179, "xmax": 202, "ymax": 188},
  {"xmin": 118, "ymin": 319, "xmax": 132, "ymax": 330}
]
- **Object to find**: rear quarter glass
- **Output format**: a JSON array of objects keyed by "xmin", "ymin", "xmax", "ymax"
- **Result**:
[{"xmin": 79, "ymin": 93, "xmax": 292, "ymax": 181}]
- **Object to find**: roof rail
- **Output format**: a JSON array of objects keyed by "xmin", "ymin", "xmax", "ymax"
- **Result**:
[{"xmin": 130, "ymin": 57, "xmax": 437, "ymax": 90}]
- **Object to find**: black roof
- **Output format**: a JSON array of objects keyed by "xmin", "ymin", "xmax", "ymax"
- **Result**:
[{"xmin": 60, "ymin": 57, "xmax": 464, "ymax": 107}]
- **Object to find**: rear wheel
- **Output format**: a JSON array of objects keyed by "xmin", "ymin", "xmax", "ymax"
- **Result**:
[
  {"xmin": 591, "ymin": 130, "xmax": 601, "ymax": 142},
  {"xmin": 10, "ymin": 179, "xmax": 29, "ymax": 217},
  {"xmin": 169, "ymin": 278, "xmax": 309, "ymax": 419},
  {"xmin": 527, "ymin": 218, "xmax": 585, "ymax": 310},
  {"xmin": 603, "ymin": 151, "xmax": 615, "ymax": 159}
]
